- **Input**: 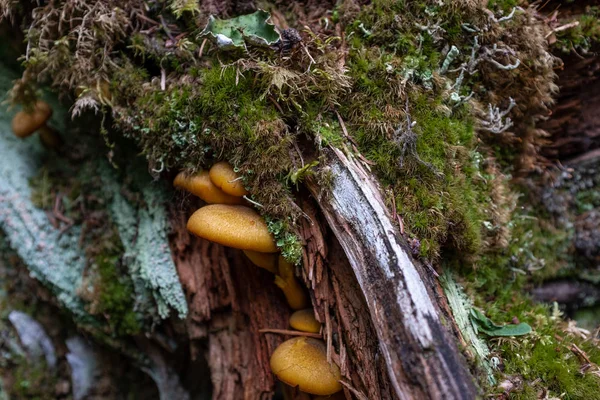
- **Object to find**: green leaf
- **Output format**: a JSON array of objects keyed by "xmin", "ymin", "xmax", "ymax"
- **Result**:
[
  {"xmin": 470, "ymin": 309, "xmax": 532, "ymax": 337},
  {"xmin": 287, "ymin": 161, "xmax": 319, "ymax": 187},
  {"xmin": 200, "ymin": 10, "xmax": 280, "ymax": 50}
]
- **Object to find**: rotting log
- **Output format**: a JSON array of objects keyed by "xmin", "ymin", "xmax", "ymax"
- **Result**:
[{"xmin": 306, "ymin": 147, "xmax": 478, "ymax": 400}]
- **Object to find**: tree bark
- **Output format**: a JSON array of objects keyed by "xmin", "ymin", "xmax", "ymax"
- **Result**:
[{"xmin": 306, "ymin": 148, "xmax": 477, "ymax": 400}]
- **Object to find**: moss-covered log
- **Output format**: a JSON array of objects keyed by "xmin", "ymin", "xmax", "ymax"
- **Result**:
[{"xmin": 1, "ymin": 0, "xmax": 600, "ymax": 399}]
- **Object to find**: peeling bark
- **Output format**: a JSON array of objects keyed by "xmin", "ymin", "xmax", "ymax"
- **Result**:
[{"xmin": 306, "ymin": 148, "xmax": 477, "ymax": 400}]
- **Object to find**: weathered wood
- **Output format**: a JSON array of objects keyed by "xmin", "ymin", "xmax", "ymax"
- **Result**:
[
  {"xmin": 541, "ymin": 52, "xmax": 600, "ymax": 161},
  {"xmin": 307, "ymin": 148, "xmax": 477, "ymax": 400}
]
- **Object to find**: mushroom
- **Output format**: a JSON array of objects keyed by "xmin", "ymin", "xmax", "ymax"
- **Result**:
[
  {"xmin": 11, "ymin": 100, "xmax": 61, "ymax": 148},
  {"xmin": 275, "ymin": 256, "xmax": 309, "ymax": 310},
  {"xmin": 289, "ymin": 309, "xmax": 321, "ymax": 334},
  {"xmin": 270, "ymin": 337, "xmax": 342, "ymax": 395},
  {"xmin": 313, "ymin": 393, "xmax": 346, "ymax": 400},
  {"xmin": 187, "ymin": 204, "xmax": 278, "ymax": 253},
  {"xmin": 174, "ymin": 171, "xmax": 245, "ymax": 205},
  {"xmin": 243, "ymin": 250, "xmax": 278, "ymax": 274},
  {"xmin": 209, "ymin": 161, "xmax": 249, "ymax": 197}
]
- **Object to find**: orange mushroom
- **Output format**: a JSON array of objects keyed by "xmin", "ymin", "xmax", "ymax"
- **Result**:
[
  {"xmin": 209, "ymin": 161, "xmax": 249, "ymax": 197},
  {"xmin": 289, "ymin": 309, "xmax": 321, "ymax": 334},
  {"xmin": 187, "ymin": 204, "xmax": 278, "ymax": 253},
  {"xmin": 270, "ymin": 337, "xmax": 342, "ymax": 396},
  {"xmin": 11, "ymin": 100, "xmax": 61, "ymax": 148},
  {"xmin": 243, "ymin": 250, "xmax": 278, "ymax": 274},
  {"xmin": 173, "ymin": 171, "xmax": 245, "ymax": 205}
]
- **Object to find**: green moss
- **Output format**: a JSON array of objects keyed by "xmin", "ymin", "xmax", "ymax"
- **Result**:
[
  {"xmin": 574, "ymin": 189, "xmax": 600, "ymax": 214},
  {"xmin": 460, "ymin": 196, "xmax": 600, "ymax": 398},
  {"xmin": 554, "ymin": 6, "xmax": 600, "ymax": 54},
  {"xmin": 487, "ymin": 0, "xmax": 520, "ymax": 13},
  {"xmin": 482, "ymin": 300, "xmax": 600, "ymax": 399},
  {"xmin": 266, "ymin": 217, "xmax": 303, "ymax": 265},
  {"xmin": 94, "ymin": 247, "xmax": 142, "ymax": 337},
  {"xmin": 8, "ymin": 356, "xmax": 57, "ymax": 400}
]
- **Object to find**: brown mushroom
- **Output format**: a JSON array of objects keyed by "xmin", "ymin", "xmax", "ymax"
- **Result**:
[
  {"xmin": 275, "ymin": 256, "xmax": 309, "ymax": 310},
  {"xmin": 187, "ymin": 204, "xmax": 278, "ymax": 253},
  {"xmin": 209, "ymin": 161, "xmax": 249, "ymax": 197},
  {"xmin": 11, "ymin": 100, "xmax": 61, "ymax": 148},
  {"xmin": 173, "ymin": 171, "xmax": 245, "ymax": 205},
  {"xmin": 270, "ymin": 337, "xmax": 342, "ymax": 395},
  {"xmin": 289, "ymin": 309, "xmax": 321, "ymax": 334},
  {"xmin": 243, "ymin": 250, "xmax": 278, "ymax": 274}
]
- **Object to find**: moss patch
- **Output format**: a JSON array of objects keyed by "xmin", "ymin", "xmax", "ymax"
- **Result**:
[{"xmin": 92, "ymin": 243, "xmax": 141, "ymax": 337}]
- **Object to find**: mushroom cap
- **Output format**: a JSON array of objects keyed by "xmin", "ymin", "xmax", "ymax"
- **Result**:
[
  {"xmin": 187, "ymin": 204, "xmax": 278, "ymax": 252},
  {"xmin": 243, "ymin": 250, "xmax": 278, "ymax": 274},
  {"xmin": 270, "ymin": 337, "xmax": 342, "ymax": 395},
  {"xmin": 209, "ymin": 161, "xmax": 249, "ymax": 197},
  {"xmin": 174, "ymin": 171, "xmax": 245, "ymax": 205},
  {"xmin": 289, "ymin": 309, "xmax": 321, "ymax": 333},
  {"xmin": 12, "ymin": 100, "xmax": 52, "ymax": 138}
]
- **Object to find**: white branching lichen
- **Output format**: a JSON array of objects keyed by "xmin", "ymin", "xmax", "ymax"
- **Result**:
[{"xmin": 480, "ymin": 97, "xmax": 516, "ymax": 134}]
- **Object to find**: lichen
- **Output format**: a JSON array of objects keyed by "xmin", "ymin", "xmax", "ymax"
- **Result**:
[
  {"xmin": 0, "ymin": 65, "xmax": 91, "ymax": 324},
  {"xmin": 99, "ymin": 163, "xmax": 188, "ymax": 320}
]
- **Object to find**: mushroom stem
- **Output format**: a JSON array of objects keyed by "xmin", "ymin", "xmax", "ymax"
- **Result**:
[
  {"xmin": 275, "ymin": 257, "xmax": 309, "ymax": 310},
  {"xmin": 243, "ymin": 250, "xmax": 278, "ymax": 274}
]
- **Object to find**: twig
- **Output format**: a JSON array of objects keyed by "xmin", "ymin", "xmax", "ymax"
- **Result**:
[
  {"xmin": 198, "ymin": 38, "xmax": 207, "ymax": 58},
  {"xmin": 545, "ymin": 21, "xmax": 580, "ymax": 38},
  {"xmin": 159, "ymin": 14, "xmax": 174, "ymax": 41},
  {"xmin": 340, "ymin": 381, "xmax": 369, "ymax": 400}
]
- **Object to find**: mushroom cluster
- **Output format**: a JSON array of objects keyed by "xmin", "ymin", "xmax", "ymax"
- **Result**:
[
  {"xmin": 175, "ymin": 162, "xmax": 341, "ymax": 397},
  {"xmin": 11, "ymin": 100, "xmax": 62, "ymax": 149},
  {"xmin": 175, "ymin": 162, "xmax": 308, "ymax": 310}
]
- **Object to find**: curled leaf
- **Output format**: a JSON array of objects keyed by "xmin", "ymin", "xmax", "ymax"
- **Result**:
[
  {"xmin": 200, "ymin": 10, "xmax": 280, "ymax": 50},
  {"xmin": 470, "ymin": 309, "xmax": 532, "ymax": 337}
]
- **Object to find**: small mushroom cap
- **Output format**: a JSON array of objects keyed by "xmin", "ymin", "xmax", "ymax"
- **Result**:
[
  {"xmin": 209, "ymin": 161, "xmax": 249, "ymax": 197},
  {"xmin": 12, "ymin": 100, "xmax": 52, "ymax": 138},
  {"xmin": 270, "ymin": 337, "xmax": 342, "ymax": 395},
  {"xmin": 187, "ymin": 204, "xmax": 278, "ymax": 252},
  {"xmin": 289, "ymin": 309, "xmax": 321, "ymax": 333},
  {"xmin": 243, "ymin": 250, "xmax": 278, "ymax": 274},
  {"xmin": 174, "ymin": 171, "xmax": 245, "ymax": 205}
]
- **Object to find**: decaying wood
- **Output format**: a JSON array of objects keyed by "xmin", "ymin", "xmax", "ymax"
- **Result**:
[
  {"xmin": 297, "ymin": 196, "xmax": 396, "ymax": 399},
  {"xmin": 169, "ymin": 204, "xmax": 289, "ymax": 400},
  {"xmin": 541, "ymin": 51, "xmax": 600, "ymax": 160},
  {"xmin": 306, "ymin": 148, "xmax": 477, "ymax": 400}
]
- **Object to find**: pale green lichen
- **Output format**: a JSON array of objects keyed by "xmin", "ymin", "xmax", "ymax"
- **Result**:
[
  {"xmin": 440, "ymin": 270, "xmax": 495, "ymax": 385},
  {"xmin": 99, "ymin": 164, "xmax": 187, "ymax": 319},
  {"xmin": 0, "ymin": 64, "xmax": 91, "ymax": 324}
]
